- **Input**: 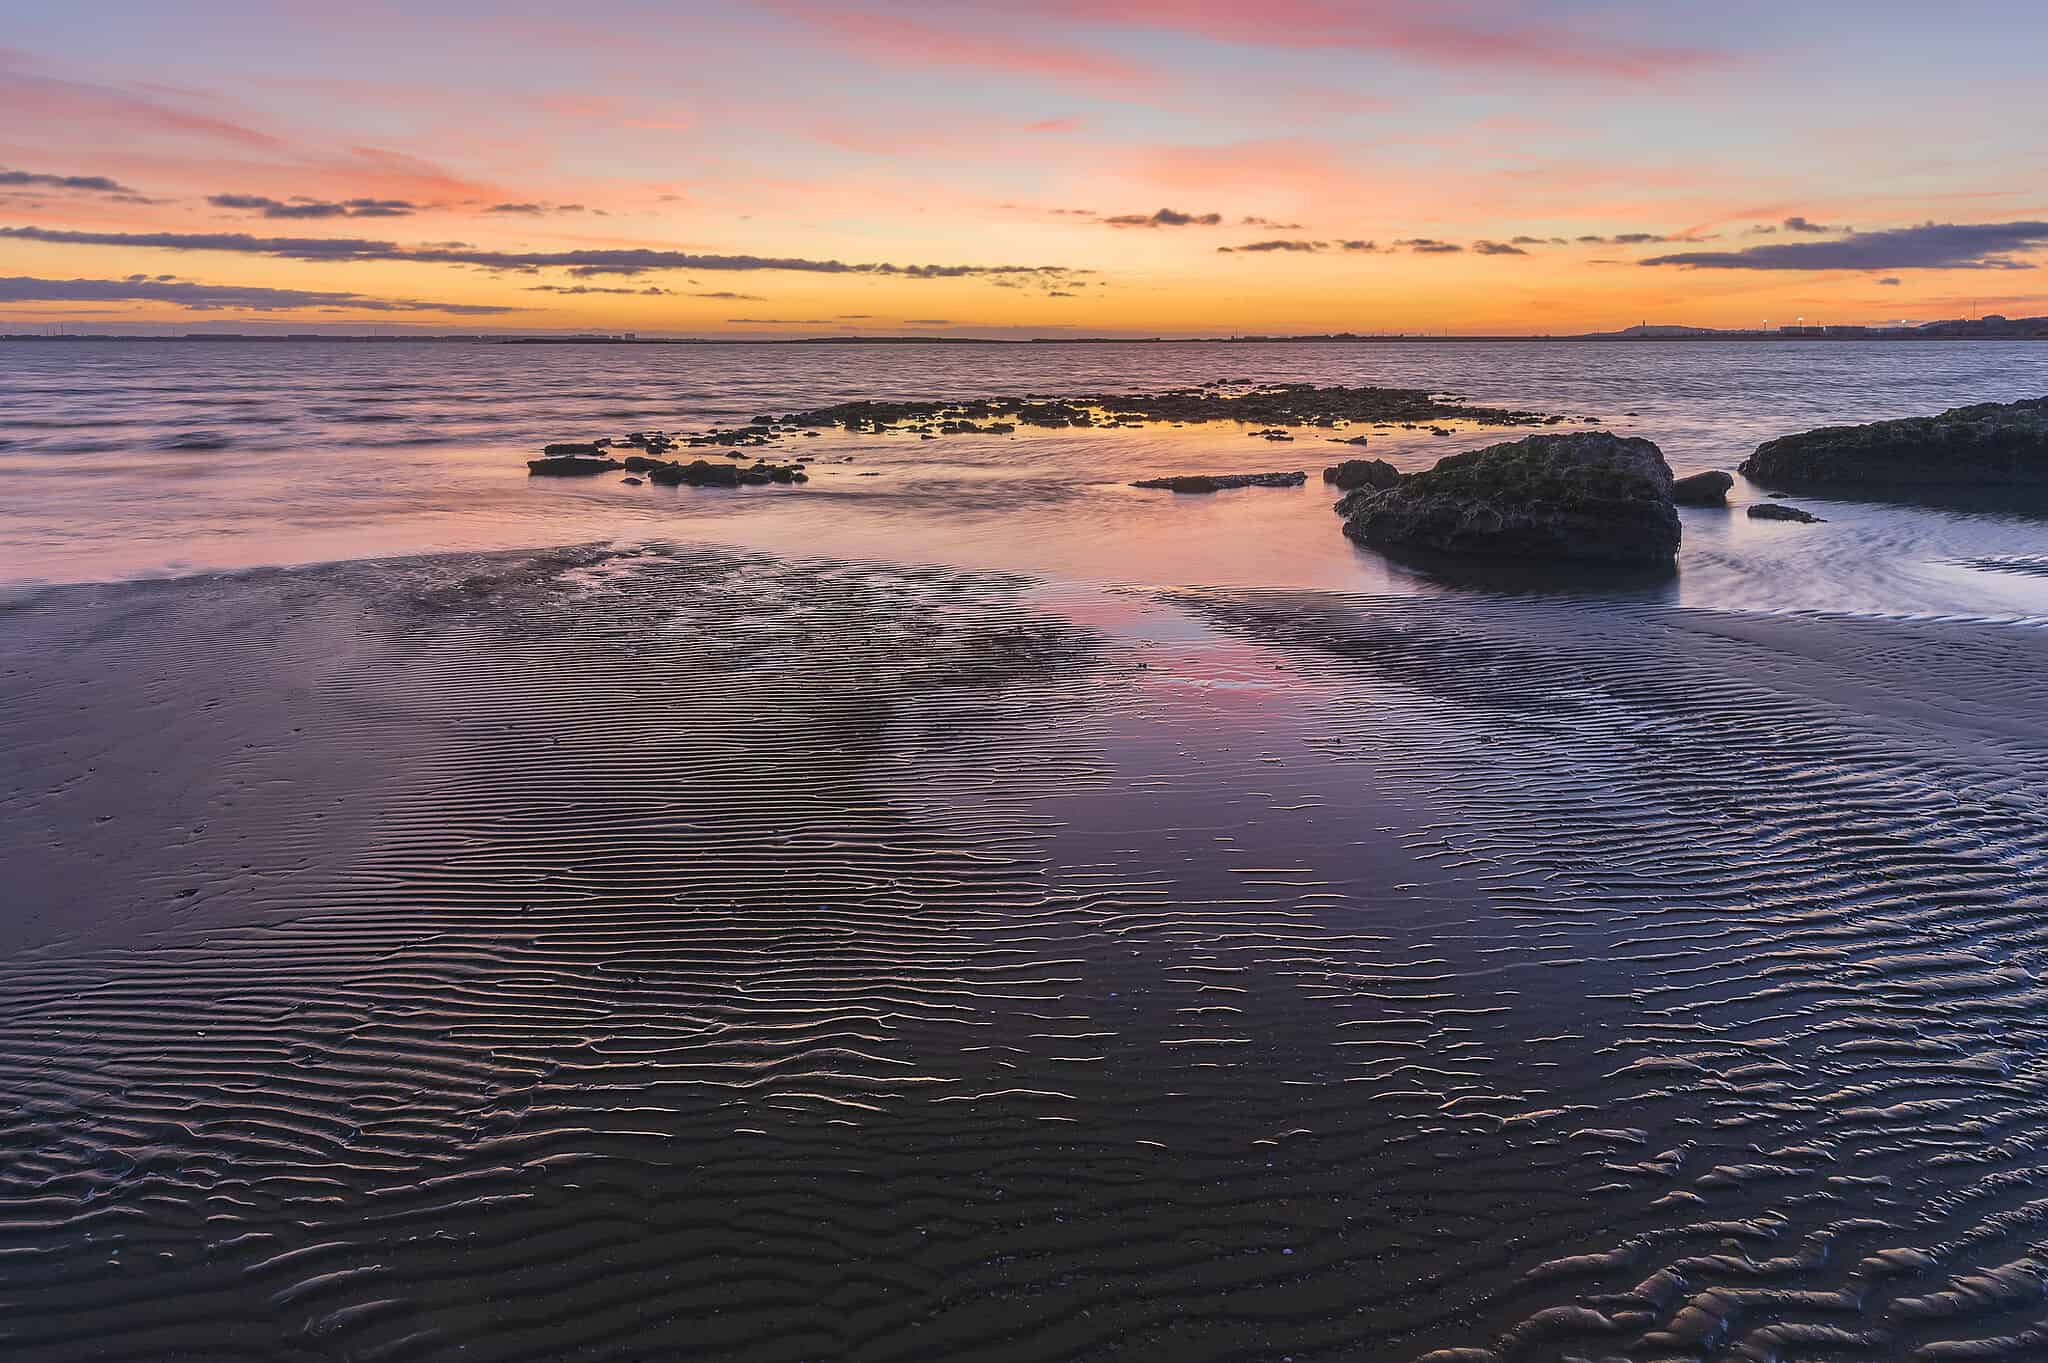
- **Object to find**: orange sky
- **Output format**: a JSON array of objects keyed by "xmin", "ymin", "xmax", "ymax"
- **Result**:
[{"xmin": 4, "ymin": 2, "xmax": 2045, "ymax": 335}]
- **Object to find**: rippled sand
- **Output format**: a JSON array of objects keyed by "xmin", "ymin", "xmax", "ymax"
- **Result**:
[{"xmin": 5, "ymin": 543, "xmax": 2048, "ymax": 1361}]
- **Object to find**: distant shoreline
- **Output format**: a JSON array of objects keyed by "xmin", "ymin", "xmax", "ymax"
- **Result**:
[{"xmin": 5, "ymin": 330, "xmax": 2046, "ymax": 345}]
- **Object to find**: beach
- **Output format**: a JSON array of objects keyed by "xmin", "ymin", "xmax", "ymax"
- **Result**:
[{"xmin": 7, "ymin": 487, "xmax": 2048, "ymax": 1358}]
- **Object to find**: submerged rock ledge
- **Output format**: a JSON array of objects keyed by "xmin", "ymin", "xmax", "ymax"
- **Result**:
[
  {"xmin": 529, "ymin": 440, "xmax": 806, "ymax": 485},
  {"xmin": 682, "ymin": 383, "xmax": 1565, "ymax": 449},
  {"xmin": 1131, "ymin": 471, "xmax": 1307, "ymax": 493}
]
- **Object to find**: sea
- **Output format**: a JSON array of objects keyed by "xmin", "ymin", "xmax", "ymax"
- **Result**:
[{"xmin": 3, "ymin": 337, "xmax": 2047, "ymax": 616}]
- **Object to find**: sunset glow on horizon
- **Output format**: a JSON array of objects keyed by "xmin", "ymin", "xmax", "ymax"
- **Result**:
[{"xmin": 5, "ymin": 0, "xmax": 2046, "ymax": 337}]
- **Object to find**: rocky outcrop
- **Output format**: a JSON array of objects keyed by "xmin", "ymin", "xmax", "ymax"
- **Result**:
[
  {"xmin": 1322, "ymin": 458, "xmax": 1402, "ymax": 491},
  {"xmin": 1671, "ymin": 470, "xmax": 1734, "ymax": 505},
  {"xmin": 1741, "ymin": 397, "xmax": 2048, "ymax": 486},
  {"xmin": 1131, "ymin": 471, "xmax": 1307, "ymax": 493},
  {"xmin": 1748, "ymin": 502, "xmax": 1822, "ymax": 522},
  {"xmin": 1338, "ymin": 432, "xmax": 1680, "ymax": 565}
]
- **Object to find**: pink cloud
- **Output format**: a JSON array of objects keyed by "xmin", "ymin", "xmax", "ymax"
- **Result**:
[
  {"xmin": 1137, "ymin": 0, "xmax": 1713, "ymax": 77},
  {"xmin": 0, "ymin": 60, "xmax": 285, "ymax": 150},
  {"xmin": 949, "ymin": 0, "xmax": 1716, "ymax": 82},
  {"xmin": 769, "ymin": 4, "xmax": 1154, "ymax": 89}
]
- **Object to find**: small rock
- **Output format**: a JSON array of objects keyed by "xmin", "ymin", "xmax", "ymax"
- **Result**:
[
  {"xmin": 1747, "ymin": 502, "xmax": 1823, "ymax": 522},
  {"xmin": 1323, "ymin": 458, "xmax": 1402, "ymax": 491},
  {"xmin": 1671, "ymin": 470, "xmax": 1734, "ymax": 505}
]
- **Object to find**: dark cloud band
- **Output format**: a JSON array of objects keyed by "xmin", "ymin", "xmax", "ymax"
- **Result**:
[
  {"xmin": 0, "ymin": 274, "xmax": 518, "ymax": 314},
  {"xmin": 1644, "ymin": 221, "xmax": 2048, "ymax": 271},
  {"xmin": 0, "ymin": 225, "xmax": 1080, "ymax": 279}
]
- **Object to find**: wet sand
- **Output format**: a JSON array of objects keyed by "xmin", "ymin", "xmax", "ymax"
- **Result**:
[{"xmin": 5, "ymin": 542, "xmax": 2048, "ymax": 1361}]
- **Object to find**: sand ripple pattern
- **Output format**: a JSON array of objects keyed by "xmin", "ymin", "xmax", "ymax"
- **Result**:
[
  {"xmin": 1166, "ymin": 589, "xmax": 2048, "ymax": 1361},
  {"xmin": 4, "ymin": 546, "xmax": 2048, "ymax": 1360}
]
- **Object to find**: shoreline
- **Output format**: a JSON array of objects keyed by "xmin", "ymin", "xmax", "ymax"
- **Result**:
[{"xmin": 7, "ymin": 539, "xmax": 2048, "ymax": 1359}]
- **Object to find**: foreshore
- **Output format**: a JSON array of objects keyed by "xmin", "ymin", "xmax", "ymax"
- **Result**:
[{"xmin": 6, "ymin": 540, "xmax": 2048, "ymax": 1360}]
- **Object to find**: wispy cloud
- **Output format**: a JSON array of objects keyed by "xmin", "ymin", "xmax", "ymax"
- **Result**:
[
  {"xmin": 775, "ymin": 5, "xmax": 1148, "ymax": 90},
  {"xmin": 485, "ymin": 201, "xmax": 602, "ymax": 216},
  {"xmin": 526, "ymin": 283, "xmax": 673, "ymax": 295},
  {"xmin": 0, "ymin": 274, "xmax": 518, "ymax": 314},
  {"xmin": 1032, "ymin": 0, "xmax": 1720, "ymax": 81},
  {"xmin": 209, "ymin": 193, "xmax": 417, "ymax": 219},
  {"xmin": 1643, "ymin": 221, "xmax": 2048, "ymax": 271},
  {"xmin": 0, "ymin": 59, "xmax": 285, "ymax": 150},
  {"xmin": 1, "ymin": 168, "xmax": 143, "ymax": 195},
  {"xmin": 1102, "ymin": 207, "xmax": 1222, "ymax": 227},
  {"xmin": 1217, "ymin": 238, "xmax": 1381, "ymax": 254}
]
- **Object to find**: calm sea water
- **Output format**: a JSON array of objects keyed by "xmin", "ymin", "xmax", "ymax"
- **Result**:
[{"xmin": 3, "ymin": 338, "xmax": 2046, "ymax": 614}]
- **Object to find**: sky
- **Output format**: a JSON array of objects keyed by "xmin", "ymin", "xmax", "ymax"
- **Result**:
[{"xmin": 3, "ymin": 0, "xmax": 2046, "ymax": 336}]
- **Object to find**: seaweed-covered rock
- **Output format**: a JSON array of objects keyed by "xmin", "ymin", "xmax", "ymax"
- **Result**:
[
  {"xmin": 1741, "ymin": 398, "xmax": 2048, "ymax": 486},
  {"xmin": 1340, "ymin": 432, "xmax": 1680, "ymax": 565},
  {"xmin": 1671, "ymin": 470, "xmax": 1734, "ymax": 505},
  {"xmin": 1322, "ymin": 458, "xmax": 1402, "ymax": 491},
  {"xmin": 1131, "ymin": 471, "xmax": 1307, "ymax": 493}
]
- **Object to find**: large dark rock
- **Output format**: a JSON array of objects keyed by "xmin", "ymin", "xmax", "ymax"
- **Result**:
[
  {"xmin": 1339, "ymin": 432, "xmax": 1680, "ymax": 565},
  {"xmin": 1322, "ymin": 458, "xmax": 1402, "ymax": 491},
  {"xmin": 528, "ymin": 454, "xmax": 622, "ymax": 476},
  {"xmin": 542, "ymin": 442, "xmax": 607, "ymax": 457},
  {"xmin": 1741, "ymin": 397, "xmax": 2048, "ymax": 486},
  {"xmin": 1671, "ymin": 470, "xmax": 1734, "ymax": 505},
  {"xmin": 1131, "ymin": 471, "xmax": 1307, "ymax": 493}
]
